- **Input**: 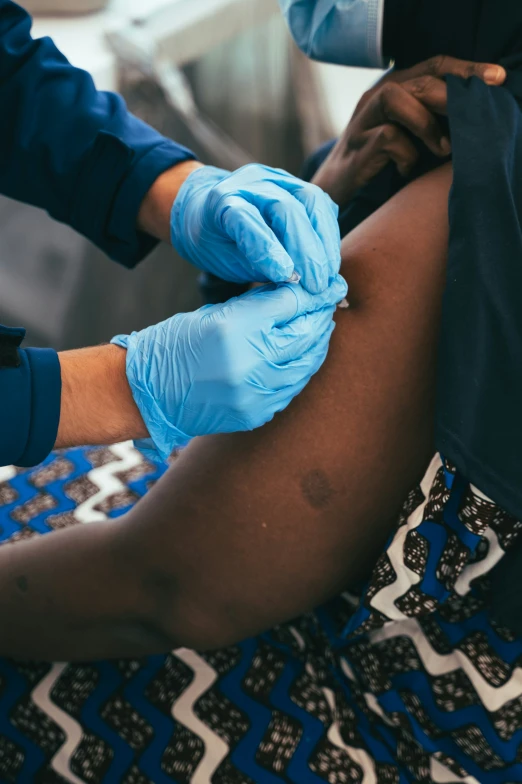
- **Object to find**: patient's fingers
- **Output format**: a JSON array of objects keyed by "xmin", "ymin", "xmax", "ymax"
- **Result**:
[
  {"xmin": 360, "ymin": 125, "xmax": 420, "ymax": 179},
  {"xmin": 358, "ymin": 56, "xmax": 507, "ymax": 159},
  {"xmin": 360, "ymin": 81, "xmax": 449, "ymax": 156},
  {"xmin": 398, "ymin": 55, "xmax": 506, "ymax": 86},
  {"xmin": 402, "ymin": 76, "xmax": 450, "ymax": 116},
  {"xmin": 311, "ymin": 54, "xmax": 483, "ymax": 205}
]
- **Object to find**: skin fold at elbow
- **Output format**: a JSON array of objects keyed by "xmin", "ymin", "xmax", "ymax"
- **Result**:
[
  {"xmin": 138, "ymin": 575, "xmax": 248, "ymax": 653},
  {"xmin": 121, "ymin": 538, "xmax": 244, "ymax": 654}
]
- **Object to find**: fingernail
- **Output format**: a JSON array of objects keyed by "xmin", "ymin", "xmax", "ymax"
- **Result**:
[
  {"xmin": 440, "ymin": 136, "xmax": 452, "ymax": 156},
  {"xmin": 484, "ymin": 66, "xmax": 505, "ymax": 85},
  {"xmin": 337, "ymin": 299, "xmax": 349, "ymax": 310}
]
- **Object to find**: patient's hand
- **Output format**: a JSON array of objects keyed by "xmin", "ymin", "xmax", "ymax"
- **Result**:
[{"xmin": 313, "ymin": 55, "xmax": 505, "ymax": 207}]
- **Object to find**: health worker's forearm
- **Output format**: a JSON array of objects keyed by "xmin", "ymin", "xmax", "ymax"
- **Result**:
[
  {"xmin": 138, "ymin": 160, "xmax": 204, "ymax": 243},
  {"xmin": 55, "ymin": 344, "xmax": 148, "ymax": 450}
]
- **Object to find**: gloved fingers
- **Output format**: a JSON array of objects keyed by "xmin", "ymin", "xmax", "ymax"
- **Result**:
[
  {"xmin": 261, "ymin": 169, "xmax": 341, "ymax": 267},
  {"xmin": 282, "ymin": 322, "xmax": 334, "ymax": 377},
  {"xmin": 239, "ymin": 172, "xmax": 340, "ymax": 293},
  {"xmin": 248, "ymin": 164, "xmax": 340, "ymax": 220},
  {"xmin": 218, "ymin": 165, "xmax": 340, "ymax": 292},
  {"xmin": 290, "ymin": 182, "xmax": 342, "ymax": 283},
  {"xmin": 250, "ymin": 359, "xmax": 325, "ymax": 428},
  {"xmin": 285, "ymin": 275, "xmax": 347, "ymax": 322},
  {"xmin": 267, "ymin": 306, "xmax": 335, "ymax": 364},
  {"xmin": 260, "ymin": 321, "xmax": 335, "ymax": 392},
  {"xmin": 231, "ymin": 274, "xmax": 347, "ymax": 328},
  {"xmin": 219, "ymin": 195, "xmax": 295, "ymax": 283},
  {"xmin": 256, "ymin": 182, "xmax": 333, "ymax": 294}
]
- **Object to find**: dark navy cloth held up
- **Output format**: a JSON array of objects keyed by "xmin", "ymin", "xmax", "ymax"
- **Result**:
[
  {"xmin": 381, "ymin": 0, "xmax": 522, "ymax": 522},
  {"xmin": 384, "ymin": 0, "xmax": 522, "ymax": 628},
  {"xmin": 438, "ymin": 73, "xmax": 522, "ymax": 524}
]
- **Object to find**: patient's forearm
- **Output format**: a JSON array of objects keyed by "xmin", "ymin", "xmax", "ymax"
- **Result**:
[
  {"xmin": 120, "ymin": 163, "xmax": 453, "ymax": 650},
  {"xmin": 0, "ymin": 523, "xmax": 172, "ymax": 660}
]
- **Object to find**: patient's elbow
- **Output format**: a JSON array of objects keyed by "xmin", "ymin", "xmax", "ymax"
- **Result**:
[
  {"xmin": 156, "ymin": 601, "xmax": 247, "ymax": 652},
  {"xmin": 140, "ymin": 570, "xmax": 244, "ymax": 652},
  {"xmin": 144, "ymin": 613, "xmax": 244, "ymax": 654},
  {"xmin": 117, "ymin": 536, "xmax": 242, "ymax": 652}
]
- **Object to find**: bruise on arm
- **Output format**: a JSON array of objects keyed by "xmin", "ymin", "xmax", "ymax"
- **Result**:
[{"xmin": 120, "ymin": 164, "xmax": 453, "ymax": 649}]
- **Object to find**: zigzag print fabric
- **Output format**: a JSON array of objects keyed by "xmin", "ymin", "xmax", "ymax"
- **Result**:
[{"xmin": 0, "ymin": 446, "xmax": 521, "ymax": 783}]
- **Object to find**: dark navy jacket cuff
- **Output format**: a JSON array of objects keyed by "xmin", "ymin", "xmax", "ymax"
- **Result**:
[
  {"xmin": 0, "ymin": 346, "xmax": 61, "ymax": 468},
  {"xmin": 107, "ymin": 140, "xmax": 197, "ymax": 268},
  {"xmin": 71, "ymin": 125, "xmax": 196, "ymax": 269}
]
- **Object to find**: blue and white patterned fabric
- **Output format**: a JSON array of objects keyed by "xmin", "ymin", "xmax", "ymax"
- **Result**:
[{"xmin": 0, "ymin": 446, "xmax": 521, "ymax": 783}]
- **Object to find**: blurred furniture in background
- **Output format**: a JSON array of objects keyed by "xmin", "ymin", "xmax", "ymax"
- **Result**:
[
  {"xmin": 22, "ymin": 0, "xmax": 108, "ymax": 13},
  {"xmin": 107, "ymin": 0, "xmax": 299, "ymax": 306},
  {"xmin": 1, "ymin": 0, "xmax": 380, "ymax": 350}
]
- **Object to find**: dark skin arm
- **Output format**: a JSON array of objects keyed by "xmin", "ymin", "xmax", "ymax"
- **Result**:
[{"xmin": 0, "ymin": 164, "xmax": 452, "ymax": 660}]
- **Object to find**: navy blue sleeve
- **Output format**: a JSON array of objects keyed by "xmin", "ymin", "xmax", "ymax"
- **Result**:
[
  {"xmin": 0, "ymin": 1, "xmax": 197, "ymax": 267},
  {"xmin": 0, "ymin": 326, "xmax": 61, "ymax": 468},
  {"xmin": 0, "ymin": 1, "xmax": 198, "ymax": 466}
]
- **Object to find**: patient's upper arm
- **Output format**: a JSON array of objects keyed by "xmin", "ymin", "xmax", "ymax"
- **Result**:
[{"xmin": 120, "ymin": 164, "xmax": 453, "ymax": 649}]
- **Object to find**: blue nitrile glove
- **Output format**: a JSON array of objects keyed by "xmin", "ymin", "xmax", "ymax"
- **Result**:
[
  {"xmin": 170, "ymin": 164, "xmax": 341, "ymax": 295},
  {"xmin": 112, "ymin": 275, "xmax": 347, "ymax": 462}
]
